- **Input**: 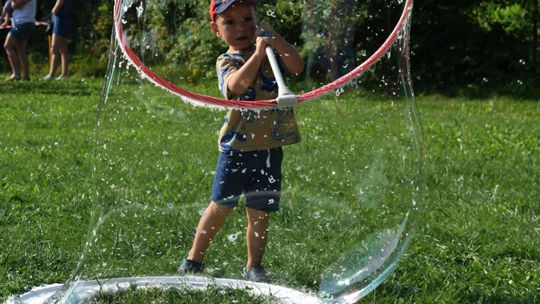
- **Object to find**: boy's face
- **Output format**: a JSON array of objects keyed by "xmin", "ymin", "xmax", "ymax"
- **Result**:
[{"xmin": 211, "ymin": 3, "xmax": 258, "ymax": 51}]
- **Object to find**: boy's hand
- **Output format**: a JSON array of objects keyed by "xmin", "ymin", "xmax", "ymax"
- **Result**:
[
  {"xmin": 255, "ymin": 21, "xmax": 278, "ymax": 58},
  {"xmin": 255, "ymin": 20, "xmax": 305, "ymax": 75},
  {"xmin": 257, "ymin": 22, "xmax": 278, "ymax": 45},
  {"xmin": 255, "ymin": 35, "xmax": 272, "ymax": 59},
  {"xmin": 258, "ymin": 21, "xmax": 276, "ymax": 38}
]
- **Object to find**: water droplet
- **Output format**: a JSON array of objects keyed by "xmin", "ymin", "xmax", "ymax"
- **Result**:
[
  {"xmin": 136, "ymin": 2, "xmax": 144, "ymax": 18},
  {"xmin": 227, "ymin": 232, "xmax": 241, "ymax": 244},
  {"xmin": 518, "ymin": 59, "xmax": 526, "ymax": 65},
  {"xmin": 516, "ymin": 80, "xmax": 523, "ymax": 85}
]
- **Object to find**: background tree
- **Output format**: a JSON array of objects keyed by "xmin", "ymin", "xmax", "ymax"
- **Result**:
[
  {"xmin": 470, "ymin": 0, "xmax": 538, "ymax": 71},
  {"xmin": 0, "ymin": 0, "xmax": 538, "ymax": 97}
]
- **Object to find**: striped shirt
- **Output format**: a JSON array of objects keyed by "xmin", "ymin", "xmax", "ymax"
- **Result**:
[{"xmin": 216, "ymin": 50, "xmax": 301, "ymax": 152}]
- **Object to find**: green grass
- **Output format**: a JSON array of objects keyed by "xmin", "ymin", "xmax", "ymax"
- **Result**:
[
  {"xmin": 1, "ymin": 78, "xmax": 539, "ymax": 303},
  {"xmin": 90, "ymin": 285, "xmax": 279, "ymax": 304}
]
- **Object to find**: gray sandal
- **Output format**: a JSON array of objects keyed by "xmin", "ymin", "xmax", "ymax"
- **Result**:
[
  {"xmin": 177, "ymin": 257, "xmax": 204, "ymax": 274},
  {"xmin": 243, "ymin": 266, "xmax": 271, "ymax": 283}
]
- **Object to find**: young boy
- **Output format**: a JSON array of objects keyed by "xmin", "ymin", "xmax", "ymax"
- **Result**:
[{"xmin": 178, "ymin": 0, "xmax": 304, "ymax": 282}]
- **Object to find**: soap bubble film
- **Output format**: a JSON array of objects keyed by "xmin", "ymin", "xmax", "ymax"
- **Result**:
[{"xmin": 12, "ymin": 0, "xmax": 423, "ymax": 303}]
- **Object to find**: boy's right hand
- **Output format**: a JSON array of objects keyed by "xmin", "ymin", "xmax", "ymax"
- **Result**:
[{"xmin": 255, "ymin": 35, "xmax": 272, "ymax": 59}]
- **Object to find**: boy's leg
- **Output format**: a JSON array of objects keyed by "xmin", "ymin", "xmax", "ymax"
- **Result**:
[
  {"xmin": 187, "ymin": 201, "xmax": 234, "ymax": 262},
  {"xmin": 245, "ymin": 207, "xmax": 270, "ymax": 269},
  {"xmin": 243, "ymin": 148, "xmax": 282, "ymax": 270}
]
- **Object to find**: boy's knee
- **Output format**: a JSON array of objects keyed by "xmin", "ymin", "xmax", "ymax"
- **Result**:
[{"xmin": 210, "ymin": 201, "xmax": 235, "ymax": 213}]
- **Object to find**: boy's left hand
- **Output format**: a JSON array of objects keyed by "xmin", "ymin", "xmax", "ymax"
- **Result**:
[
  {"xmin": 257, "ymin": 22, "xmax": 277, "ymax": 44},
  {"xmin": 258, "ymin": 22, "xmax": 275, "ymax": 34}
]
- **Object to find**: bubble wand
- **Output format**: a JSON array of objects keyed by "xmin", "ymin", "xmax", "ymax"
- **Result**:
[
  {"xmin": 113, "ymin": 0, "xmax": 414, "ymax": 109},
  {"xmin": 258, "ymin": 29, "xmax": 298, "ymax": 108}
]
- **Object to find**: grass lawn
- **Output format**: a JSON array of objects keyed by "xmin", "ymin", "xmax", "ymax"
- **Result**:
[{"xmin": 0, "ymin": 78, "xmax": 539, "ymax": 303}]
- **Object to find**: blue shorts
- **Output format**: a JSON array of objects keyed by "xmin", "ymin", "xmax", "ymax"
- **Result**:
[
  {"xmin": 211, "ymin": 148, "xmax": 283, "ymax": 212},
  {"xmin": 9, "ymin": 22, "xmax": 34, "ymax": 40},
  {"xmin": 52, "ymin": 14, "xmax": 72, "ymax": 37}
]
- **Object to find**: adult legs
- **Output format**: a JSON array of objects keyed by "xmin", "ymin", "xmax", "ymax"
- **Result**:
[
  {"xmin": 58, "ymin": 35, "xmax": 69, "ymax": 78},
  {"xmin": 245, "ymin": 208, "xmax": 270, "ymax": 270},
  {"xmin": 4, "ymin": 33, "xmax": 20, "ymax": 79},
  {"xmin": 46, "ymin": 34, "xmax": 59, "ymax": 78},
  {"xmin": 16, "ymin": 38, "xmax": 30, "ymax": 80},
  {"xmin": 187, "ymin": 201, "xmax": 234, "ymax": 262},
  {"xmin": 46, "ymin": 34, "xmax": 69, "ymax": 79}
]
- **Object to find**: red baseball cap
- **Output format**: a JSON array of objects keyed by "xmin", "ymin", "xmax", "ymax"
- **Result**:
[{"xmin": 209, "ymin": 0, "xmax": 257, "ymax": 22}]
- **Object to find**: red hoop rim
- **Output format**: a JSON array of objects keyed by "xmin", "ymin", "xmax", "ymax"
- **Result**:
[{"xmin": 113, "ymin": 0, "xmax": 413, "ymax": 109}]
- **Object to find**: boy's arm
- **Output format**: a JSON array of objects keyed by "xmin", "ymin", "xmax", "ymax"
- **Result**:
[
  {"xmin": 11, "ymin": 0, "xmax": 30, "ymax": 10},
  {"xmin": 227, "ymin": 36, "xmax": 271, "ymax": 96},
  {"xmin": 260, "ymin": 22, "xmax": 304, "ymax": 75}
]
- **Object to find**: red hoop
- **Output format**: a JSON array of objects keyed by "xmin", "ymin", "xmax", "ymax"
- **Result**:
[{"xmin": 113, "ymin": 0, "xmax": 413, "ymax": 109}]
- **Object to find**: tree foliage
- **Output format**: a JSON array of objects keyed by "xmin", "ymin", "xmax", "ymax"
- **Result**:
[
  {"xmin": 410, "ymin": 0, "xmax": 538, "ymax": 95},
  {"xmin": 1, "ymin": 0, "xmax": 538, "ymax": 96}
]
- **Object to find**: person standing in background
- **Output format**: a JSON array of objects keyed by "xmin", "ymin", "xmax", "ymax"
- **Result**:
[
  {"xmin": 43, "ymin": 0, "xmax": 74, "ymax": 81},
  {"xmin": 3, "ymin": 0, "xmax": 36, "ymax": 81}
]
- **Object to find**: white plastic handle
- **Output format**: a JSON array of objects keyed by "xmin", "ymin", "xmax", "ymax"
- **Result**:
[{"xmin": 265, "ymin": 46, "xmax": 297, "ymax": 107}]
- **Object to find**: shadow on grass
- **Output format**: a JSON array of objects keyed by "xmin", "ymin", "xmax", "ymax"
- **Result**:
[
  {"xmin": 1, "ymin": 79, "xmax": 101, "ymax": 96},
  {"xmin": 417, "ymin": 80, "xmax": 540, "ymax": 101},
  {"xmin": 465, "ymin": 291, "xmax": 538, "ymax": 304}
]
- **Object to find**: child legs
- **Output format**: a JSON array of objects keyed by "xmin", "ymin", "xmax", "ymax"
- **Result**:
[
  {"xmin": 187, "ymin": 201, "xmax": 234, "ymax": 262},
  {"xmin": 186, "ymin": 203, "xmax": 271, "ymax": 270},
  {"xmin": 245, "ymin": 207, "xmax": 270, "ymax": 270}
]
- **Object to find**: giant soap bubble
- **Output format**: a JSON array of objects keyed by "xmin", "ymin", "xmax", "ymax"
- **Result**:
[{"xmin": 7, "ymin": 0, "xmax": 423, "ymax": 303}]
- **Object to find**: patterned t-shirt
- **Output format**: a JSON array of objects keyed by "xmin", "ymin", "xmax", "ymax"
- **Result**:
[{"xmin": 216, "ymin": 50, "xmax": 301, "ymax": 152}]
